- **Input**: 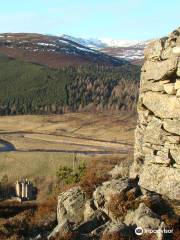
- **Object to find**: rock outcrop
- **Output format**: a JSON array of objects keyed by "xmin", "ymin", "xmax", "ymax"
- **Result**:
[
  {"xmin": 48, "ymin": 178, "xmax": 169, "ymax": 240},
  {"xmin": 131, "ymin": 28, "xmax": 180, "ymax": 201}
]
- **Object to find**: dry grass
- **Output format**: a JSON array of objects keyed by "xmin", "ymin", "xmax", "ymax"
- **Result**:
[{"xmin": 0, "ymin": 112, "xmax": 135, "ymax": 202}]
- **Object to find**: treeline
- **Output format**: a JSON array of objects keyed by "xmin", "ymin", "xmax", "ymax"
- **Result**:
[{"xmin": 0, "ymin": 55, "xmax": 140, "ymax": 115}]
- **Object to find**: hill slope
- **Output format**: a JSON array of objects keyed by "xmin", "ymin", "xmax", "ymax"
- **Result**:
[
  {"xmin": 0, "ymin": 33, "xmax": 127, "ymax": 68},
  {"xmin": 0, "ymin": 55, "xmax": 140, "ymax": 115},
  {"xmin": 60, "ymin": 34, "xmax": 152, "ymax": 64}
]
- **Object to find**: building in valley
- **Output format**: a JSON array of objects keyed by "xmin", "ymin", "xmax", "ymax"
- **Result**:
[{"xmin": 15, "ymin": 179, "xmax": 34, "ymax": 200}]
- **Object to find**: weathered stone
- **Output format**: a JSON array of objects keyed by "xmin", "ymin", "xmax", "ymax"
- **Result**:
[
  {"xmin": 177, "ymin": 62, "xmax": 180, "ymax": 77},
  {"xmin": 176, "ymin": 88, "xmax": 180, "ymax": 97},
  {"xmin": 172, "ymin": 46, "xmax": 180, "ymax": 56},
  {"xmin": 138, "ymin": 108, "xmax": 153, "ymax": 124},
  {"xmin": 144, "ymin": 39, "xmax": 163, "ymax": 60},
  {"xmin": 145, "ymin": 154, "xmax": 171, "ymax": 166},
  {"xmin": 84, "ymin": 199, "xmax": 97, "ymax": 222},
  {"xmin": 139, "ymin": 163, "xmax": 180, "ymax": 200},
  {"xmin": 142, "ymin": 146, "xmax": 154, "ymax": 155},
  {"xmin": 102, "ymin": 222, "xmax": 133, "ymax": 239},
  {"xmin": 163, "ymin": 119, "xmax": 180, "ymax": 135},
  {"xmin": 163, "ymin": 83, "xmax": 176, "ymax": 94},
  {"xmin": 57, "ymin": 187, "xmax": 86, "ymax": 225},
  {"xmin": 143, "ymin": 91, "xmax": 180, "ymax": 118},
  {"xmin": 142, "ymin": 57, "xmax": 178, "ymax": 81},
  {"xmin": 161, "ymin": 46, "xmax": 173, "ymax": 60},
  {"xmin": 166, "ymin": 135, "xmax": 180, "ymax": 144},
  {"xmin": 164, "ymin": 141, "xmax": 179, "ymax": 150},
  {"xmin": 93, "ymin": 179, "xmax": 133, "ymax": 218},
  {"xmin": 143, "ymin": 117, "xmax": 166, "ymax": 145},
  {"xmin": 124, "ymin": 203, "xmax": 161, "ymax": 229},
  {"xmin": 170, "ymin": 149, "xmax": 180, "ymax": 165},
  {"xmin": 133, "ymin": 29, "xmax": 180, "ymax": 200},
  {"xmin": 77, "ymin": 210, "xmax": 109, "ymax": 234},
  {"xmin": 174, "ymin": 79, "xmax": 180, "ymax": 90},
  {"xmin": 141, "ymin": 79, "xmax": 169, "ymax": 93}
]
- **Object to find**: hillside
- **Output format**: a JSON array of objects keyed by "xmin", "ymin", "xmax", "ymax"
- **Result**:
[
  {"xmin": 60, "ymin": 34, "xmax": 151, "ymax": 64},
  {"xmin": 0, "ymin": 55, "xmax": 140, "ymax": 115},
  {"xmin": 0, "ymin": 33, "xmax": 127, "ymax": 68}
]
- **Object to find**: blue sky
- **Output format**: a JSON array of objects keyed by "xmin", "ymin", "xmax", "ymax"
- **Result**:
[{"xmin": 0, "ymin": 0, "xmax": 180, "ymax": 40}]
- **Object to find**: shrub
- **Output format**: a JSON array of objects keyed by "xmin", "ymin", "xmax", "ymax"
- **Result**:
[
  {"xmin": 80, "ymin": 167, "xmax": 109, "ymax": 198},
  {"xmin": 56, "ymin": 163, "xmax": 86, "ymax": 185},
  {"xmin": 108, "ymin": 188, "xmax": 141, "ymax": 220}
]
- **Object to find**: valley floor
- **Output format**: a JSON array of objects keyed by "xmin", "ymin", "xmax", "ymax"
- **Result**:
[{"xmin": 0, "ymin": 111, "xmax": 136, "ymax": 201}]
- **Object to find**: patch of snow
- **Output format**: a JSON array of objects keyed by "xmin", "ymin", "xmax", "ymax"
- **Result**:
[{"xmin": 37, "ymin": 42, "xmax": 56, "ymax": 47}]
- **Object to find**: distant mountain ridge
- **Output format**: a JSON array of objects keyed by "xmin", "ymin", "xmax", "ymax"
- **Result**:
[
  {"xmin": 0, "ymin": 33, "xmax": 127, "ymax": 68},
  {"xmin": 60, "ymin": 34, "xmax": 153, "ymax": 64},
  {"xmin": 60, "ymin": 34, "xmax": 151, "ymax": 48}
]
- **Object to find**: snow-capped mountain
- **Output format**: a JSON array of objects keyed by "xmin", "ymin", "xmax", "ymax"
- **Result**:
[
  {"xmin": 59, "ymin": 34, "xmax": 153, "ymax": 64},
  {"xmin": 60, "ymin": 34, "xmax": 107, "ymax": 49},
  {"xmin": 60, "ymin": 34, "xmax": 151, "ymax": 48}
]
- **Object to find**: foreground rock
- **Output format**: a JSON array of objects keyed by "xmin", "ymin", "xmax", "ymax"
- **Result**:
[
  {"xmin": 48, "ymin": 176, "xmax": 178, "ymax": 240},
  {"xmin": 131, "ymin": 27, "xmax": 180, "ymax": 201},
  {"xmin": 124, "ymin": 203, "xmax": 161, "ymax": 229},
  {"xmin": 57, "ymin": 187, "xmax": 86, "ymax": 225},
  {"xmin": 93, "ymin": 178, "xmax": 134, "ymax": 219}
]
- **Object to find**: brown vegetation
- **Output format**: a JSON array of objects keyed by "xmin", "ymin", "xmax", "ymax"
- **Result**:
[
  {"xmin": 50, "ymin": 231, "xmax": 78, "ymax": 240},
  {"xmin": 0, "ymin": 46, "xmax": 90, "ymax": 68},
  {"xmin": 108, "ymin": 188, "xmax": 140, "ymax": 220},
  {"xmin": 80, "ymin": 158, "xmax": 112, "ymax": 198},
  {"xmin": 101, "ymin": 232, "xmax": 128, "ymax": 240}
]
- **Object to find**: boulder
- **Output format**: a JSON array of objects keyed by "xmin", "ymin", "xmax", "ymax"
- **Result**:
[
  {"xmin": 93, "ymin": 178, "xmax": 133, "ymax": 217},
  {"xmin": 102, "ymin": 222, "xmax": 133, "ymax": 239},
  {"xmin": 124, "ymin": 203, "xmax": 161, "ymax": 230},
  {"xmin": 57, "ymin": 187, "xmax": 86, "ymax": 225},
  {"xmin": 76, "ymin": 210, "xmax": 109, "ymax": 234}
]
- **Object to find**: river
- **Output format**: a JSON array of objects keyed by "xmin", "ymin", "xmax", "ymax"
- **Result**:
[{"xmin": 0, "ymin": 140, "xmax": 15, "ymax": 151}]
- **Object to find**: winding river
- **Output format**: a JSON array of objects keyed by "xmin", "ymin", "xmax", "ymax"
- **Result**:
[{"xmin": 0, "ymin": 140, "xmax": 15, "ymax": 151}]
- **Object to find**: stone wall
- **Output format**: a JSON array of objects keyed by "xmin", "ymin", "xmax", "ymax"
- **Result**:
[{"xmin": 131, "ymin": 28, "xmax": 180, "ymax": 201}]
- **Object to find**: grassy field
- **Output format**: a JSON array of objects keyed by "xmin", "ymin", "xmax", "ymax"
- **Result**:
[{"xmin": 0, "ymin": 112, "xmax": 136, "ymax": 200}]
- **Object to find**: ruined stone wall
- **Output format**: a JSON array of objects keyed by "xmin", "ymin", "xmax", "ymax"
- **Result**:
[{"xmin": 131, "ymin": 28, "xmax": 180, "ymax": 201}]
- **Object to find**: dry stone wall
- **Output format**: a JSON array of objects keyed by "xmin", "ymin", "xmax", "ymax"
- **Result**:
[{"xmin": 131, "ymin": 28, "xmax": 180, "ymax": 201}]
